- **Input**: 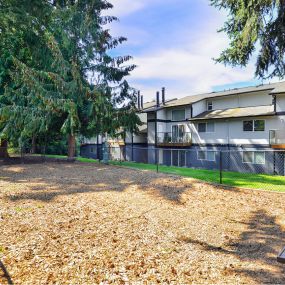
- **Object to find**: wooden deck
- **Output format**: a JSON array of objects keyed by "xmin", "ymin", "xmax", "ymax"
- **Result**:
[{"xmin": 271, "ymin": 144, "xmax": 285, "ymax": 149}]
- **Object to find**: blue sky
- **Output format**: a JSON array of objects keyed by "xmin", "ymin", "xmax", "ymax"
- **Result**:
[{"xmin": 107, "ymin": 0, "xmax": 275, "ymax": 102}]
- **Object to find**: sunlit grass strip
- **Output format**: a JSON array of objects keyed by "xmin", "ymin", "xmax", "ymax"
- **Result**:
[{"xmin": 110, "ymin": 161, "xmax": 285, "ymax": 192}]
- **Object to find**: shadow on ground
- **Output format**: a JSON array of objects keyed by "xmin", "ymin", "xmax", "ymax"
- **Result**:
[
  {"xmin": 0, "ymin": 260, "xmax": 13, "ymax": 285},
  {"xmin": 179, "ymin": 210, "xmax": 285, "ymax": 284},
  {"xmin": 0, "ymin": 163, "xmax": 198, "ymax": 203}
]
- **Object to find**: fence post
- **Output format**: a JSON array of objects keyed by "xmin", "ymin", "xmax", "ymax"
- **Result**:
[
  {"xmin": 20, "ymin": 145, "xmax": 24, "ymax": 164},
  {"xmin": 156, "ymin": 148, "xmax": 159, "ymax": 173},
  {"xmin": 219, "ymin": 150, "xmax": 223, "ymax": 184},
  {"xmin": 119, "ymin": 146, "xmax": 122, "ymax": 165}
]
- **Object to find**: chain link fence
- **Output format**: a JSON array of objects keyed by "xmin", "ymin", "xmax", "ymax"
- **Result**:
[
  {"xmin": 1, "ymin": 144, "xmax": 285, "ymax": 191},
  {"xmin": 104, "ymin": 146, "xmax": 285, "ymax": 191},
  {"xmin": 0, "ymin": 146, "xmax": 77, "ymax": 165}
]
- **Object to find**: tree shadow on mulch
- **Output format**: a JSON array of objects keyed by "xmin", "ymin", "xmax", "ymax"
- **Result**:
[
  {"xmin": 0, "ymin": 163, "xmax": 198, "ymax": 203},
  {"xmin": 0, "ymin": 260, "xmax": 13, "ymax": 285},
  {"xmin": 179, "ymin": 209, "xmax": 285, "ymax": 284}
]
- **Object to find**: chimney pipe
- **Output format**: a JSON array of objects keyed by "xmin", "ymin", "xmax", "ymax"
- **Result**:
[
  {"xmin": 162, "ymin": 87, "xmax": 165, "ymax": 105},
  {"xmin": 137, "ymin": 91, "xmax": 141, "ymax": 110},
  {"xmin": 156, "ymin": 91, "xmax": 160, "ymax": 107},
  {"xmin": 141, "ymin": 95, "xmax": 144, "ymax": 110}
]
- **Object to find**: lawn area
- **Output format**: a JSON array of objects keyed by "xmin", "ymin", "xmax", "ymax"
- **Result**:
[
  {"xmin": 0, "ymin": 163, "xmax": 285, "ymax": 284},
  {"xmin": 110, "ymin": 161, "xmax": 285, "ymax": 192},
  {"xmin": 37, "ymin": 155, "xmax": 285, "ymax": 191},
  {"xmin": 44, "ymin": 154, "xmax": 99, "ymax": 164}
]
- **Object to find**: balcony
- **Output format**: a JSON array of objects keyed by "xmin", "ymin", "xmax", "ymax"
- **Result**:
[
  {"xmin": 157, "ymin": 132, "xmax": 192, "ymax": 147},
  {"xmin": 269, "ymin": 130, "xmax": 285, "ymax": 149}
]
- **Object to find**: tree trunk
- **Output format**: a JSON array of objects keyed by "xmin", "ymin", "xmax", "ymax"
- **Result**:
[
  {"xmin": 68, "ymin": 134, "xmax": 76, "ymax": 158},
  {"xmin": 31, "ymin": 135, "xmax": 36, "ymax": 154},
  {"xmin": 0, "ymin": 139, "xmax": 9, "ymax": 158}
]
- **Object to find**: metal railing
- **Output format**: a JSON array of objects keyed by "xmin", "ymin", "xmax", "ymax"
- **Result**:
[{"xmin": 157, "ymin": 132, "xmax": 192, "ymax": 145}]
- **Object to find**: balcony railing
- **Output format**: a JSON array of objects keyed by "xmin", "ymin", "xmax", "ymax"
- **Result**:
[
  {"xmin": 157, "ymin": 132, "xmax": 192, "ymax": 146},
  {"xmin": 269, "ymin": 130, "xmax": 285, "ymax": 148}
]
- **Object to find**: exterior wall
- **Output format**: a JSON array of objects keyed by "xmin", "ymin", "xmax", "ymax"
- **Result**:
[
  {"xmin": 156, "ymin": 146, "xmax": 285, "ymax": 175},
  {"xmin": 147, "ymin": 121, "xmax": 156, "ymax": 144},
  {"xmin": 192, "ymin": 100, "xmax": 206, "ymax": 117},
  {"xmin": 164, "ymin": 106, "xmax": 191, "ymax": 120},
  {"xmin": 81, "ymin": 136, "xmax": 103, "ymax": 144},
  {"xmin": 210, "ymin": 91, "xmax": 272, "ymax": 111},
  {"xmin": 125, "ymin": 144, "xmax": 148, "ymax": 163},
  {"xmin": 80, "ymin": 144, "xmax": 103, "ymax": 160},
  {"xmin": 125, "ymin": 132, "xmax": 147, "ymax": 144},
  {"xmin": 191, "ymin": 116, "xmax": 285, "ymax": 146}
]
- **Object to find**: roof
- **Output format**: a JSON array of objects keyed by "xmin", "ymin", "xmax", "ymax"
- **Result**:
[
  {"xmin": 141, "ymin": 98, "xmax": 177, "ymax": 112},
  {"xmin": 142, "ymin": 100, "xmax": 156, "ymax": 110},
  {"xmin": 189, "ymin": 105, "xmax": 275, "ymax": 121},
  {"xmin": 145, "ymin": 81, "xmax": 285, "ymax": 111}
]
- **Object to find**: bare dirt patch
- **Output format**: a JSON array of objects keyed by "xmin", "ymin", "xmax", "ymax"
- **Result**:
[{"xmin": 0, "ymin": 162, "xmax": 285, "ymax": 284}]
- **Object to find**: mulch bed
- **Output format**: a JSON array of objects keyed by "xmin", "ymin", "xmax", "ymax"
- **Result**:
[{"xmin": 0, "ymin": 162, "xmax": 285, "ymax": 284}]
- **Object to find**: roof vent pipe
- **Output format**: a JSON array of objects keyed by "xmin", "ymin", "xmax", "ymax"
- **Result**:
[
  {"xmin": 156, "ymin": 91, "xmax": 160, "ymax": 107},
  {"xmin": 141, "ymin": 95, "xmax": 144, "ymax": 110},
  {"xmin": 137, "ymin": 91, "xmax": 141, "ymax": 110},
  {"xmin": 162, "ymin": 87, "xmax": 166, "ymax": 105}
]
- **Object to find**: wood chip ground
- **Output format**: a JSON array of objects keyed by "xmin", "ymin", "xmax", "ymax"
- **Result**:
[{"xmin": 0, "ymin": 162, "xmax": 285, "ymax": 284}]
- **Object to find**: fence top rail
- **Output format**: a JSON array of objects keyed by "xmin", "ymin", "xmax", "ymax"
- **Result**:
[{"xmin": 110, "ymin": 146, "xmax": 285, "ymax": 152}]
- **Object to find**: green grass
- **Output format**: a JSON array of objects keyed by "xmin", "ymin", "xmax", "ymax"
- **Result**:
[
  {"xmin": 44, "ymin": 154, "xmax": 99, "ymax": 164},
  {"xmin": 45, "ymin": 154, "xmax": 68, "ymax": 159},
  {"xmin": 34, "ymin": 154, "xmax": 285, "ymax": 192},
  {"xmin": 76, "ymin": 157, "xmax": 99, "ymax": 163},
  {"xmin": 110, "ymin": 161, "xmax": 285, "ymax": 192}
]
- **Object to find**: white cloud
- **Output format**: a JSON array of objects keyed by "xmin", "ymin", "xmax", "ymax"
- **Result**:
[
  {"xmin": 128, "ymin": 32, "xmax": 257, "ymax": 101},
  {"xmin": 105, "ymin": 0, "xmax": 274, "ymax": 102}
]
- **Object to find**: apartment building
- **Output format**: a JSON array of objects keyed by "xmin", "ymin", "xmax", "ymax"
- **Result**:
[
  {"xmin": 144, "ymin": 82, "xmax": 285, "ymax": 175},
  {"xmin": 80, "ymin": 81, "xmax": 285, "ymax": 175}
]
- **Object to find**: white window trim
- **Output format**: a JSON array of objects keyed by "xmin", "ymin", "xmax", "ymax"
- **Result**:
[
  {"xmin": 242, "ymin": 151, "xmax": 265, "ymax": 165},
  {"xmin": 197, "ymin": 150, "xmax": 216, "ymax": 162},
  {"xmin": 198, "ymin": 122, "xmax": 215, "ymax": 133},
  {"xmin": 243, "ymin": 120, "xmax": 265, "ymax": 132},
  {"xmin": 172, "ymin": 108, "xmax": 186, "ymax": 121}
]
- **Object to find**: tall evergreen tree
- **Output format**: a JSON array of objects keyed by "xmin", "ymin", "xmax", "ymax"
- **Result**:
[
  {"xmin": 211, "ymin": 0, "xmax": 285, "ymax": 79},
  {"xmin": 0, "ymin": 0, "xmax": 140, "ymax": 157}
]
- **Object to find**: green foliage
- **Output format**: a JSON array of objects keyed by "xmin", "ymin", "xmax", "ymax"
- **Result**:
[
  {"xmin": 0, "ymin": 0, "xmax": 140, "ymax": 146},
  {"xmin": 211, "ymin": 0, "xmax": 285, "ymax": 79}
]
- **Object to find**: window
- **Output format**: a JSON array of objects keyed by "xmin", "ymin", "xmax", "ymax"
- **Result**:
[
  {"xmin": 243, "ymin": 151, "xmax": 253, "ymax": 163},
  {"xmin": 255, "ymin": 152, "xmax": 266, "ymax": 164},
  {"xmin": 243, "ymin": 121, "xmax": 253, "ymax": 132},
  {"xmin": 172, "ymin": 109, "xmax": 185, "ymax": 121},
  {"xmin": 198, "ymin": 151, "xmax": 206, "ymax": 160},
  {"xmin": 254, "ymin": 120, "xmax": 265, "ymax": 131},
  {"xmin": 172, "ymin": 125, "xmax": 185, "ymax": 142},
  {"xmin": 198, "ymin": 122, "xmax": 215, "ymax": 133},
  {"xmin": 198, "ymin": 151, "xmax": 216, "ymax": 161},
  {"xmin": 198, "ymin": 123, "xmax": 206, "ymax": 133},
  {"xmin": 243, "ymin": 120, "xmax": 265, "ymax": 132},
  {"xmin": 90, "ymin": 147, "xmax": 95, "ymax": 153},
  {"xmin": 243, "ymin": 151, "xmax": 265, "ymax": 165},
  {"xmin": 207, "ymin": 101, "xmax": 213, "ymax": 111}
]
